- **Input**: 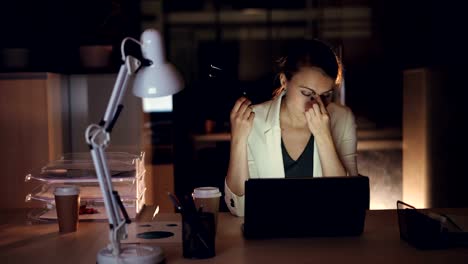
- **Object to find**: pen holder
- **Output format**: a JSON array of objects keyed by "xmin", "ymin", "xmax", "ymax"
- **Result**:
[{"xmin": 182, "ymin": 212, "xmax": 216, "ymax": 259}]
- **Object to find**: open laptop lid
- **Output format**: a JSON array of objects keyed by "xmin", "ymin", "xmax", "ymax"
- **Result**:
[{"xmin": 243, "ymin": 176, "xmax": 370, "ymax": 239}]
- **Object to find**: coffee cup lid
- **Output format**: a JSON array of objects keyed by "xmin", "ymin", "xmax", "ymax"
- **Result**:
[
  {"xmin": 54, "ymin": 185, "xmax": 80, "ymax": 196},
  {"xmin": 193, "ymin": 187, "xmax": 221, "ymax": 198}
]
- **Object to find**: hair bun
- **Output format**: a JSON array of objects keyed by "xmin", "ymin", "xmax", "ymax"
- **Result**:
[{"xmin": 277, "ymin": 39, "xmax": 340, "ymax": 82}]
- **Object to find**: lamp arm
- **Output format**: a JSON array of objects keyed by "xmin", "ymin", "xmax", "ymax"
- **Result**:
[
  {"xmin": 85, "ymin": 55, "xmax": 141, "ymax": 257},
  {"xmin": 102, "ymin": 56, "xmax": 141, "ymax": 131},
  {"xmin": 120, "ymin": 37, "xmax": 141, "ymax": 61}
]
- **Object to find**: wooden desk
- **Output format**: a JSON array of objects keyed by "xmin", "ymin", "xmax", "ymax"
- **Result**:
[{"xmin": 1, "ymin": 208, "xmax": 468, "ymax": 263}]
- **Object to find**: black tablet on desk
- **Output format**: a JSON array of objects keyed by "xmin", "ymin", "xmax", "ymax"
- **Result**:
[{"xmin": 242, "ymin": 176, "xmax": 370, "ymax": 239}]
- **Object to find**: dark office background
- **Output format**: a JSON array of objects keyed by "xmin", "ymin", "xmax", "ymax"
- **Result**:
[
  {"xmin": 1, "ymin": 0, "xmax": 463, "ymax": 125},
  {"xmin": 1, "ymin": 0, "xmax": 467, "ymax": 208}
]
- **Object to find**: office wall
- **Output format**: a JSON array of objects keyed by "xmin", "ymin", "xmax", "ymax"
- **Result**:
[
  {"xmin": 69, "ymin": 74, "xmax": 143, "ymax": 154},
  {"xmin": 403, "ymin": 68, "xmax": 468, "ymax": 208},
  {"xmin": 0, "ymin": 73, "xmax": 68, "ymax": 208}
]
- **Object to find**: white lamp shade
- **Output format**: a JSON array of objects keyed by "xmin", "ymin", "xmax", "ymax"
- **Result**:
[
  {"xmin": 133, "ymin": 63, "xmax": 184, "ymax": 98},
  {"xmin": 132, "ymin": 29, "xmax": 184, "ymax": 98},
  {"xmin": 140, "ymin": 29, "xmax": 164, "ymax": 65}
]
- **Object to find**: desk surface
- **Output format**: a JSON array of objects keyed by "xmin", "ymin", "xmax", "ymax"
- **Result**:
[{"xmin": 1, "ymin": 208, "xmax": 468, "ymax": 264}]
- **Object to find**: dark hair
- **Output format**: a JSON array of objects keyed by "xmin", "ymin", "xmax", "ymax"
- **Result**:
[{"xmin": 274, "ymin": 39, "xmax": 342, "ymax": 96}]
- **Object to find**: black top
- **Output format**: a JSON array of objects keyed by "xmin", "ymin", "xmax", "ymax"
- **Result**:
[{"xmin": 281, "ymin": 134, "xmax": 314, "ymax": 178}]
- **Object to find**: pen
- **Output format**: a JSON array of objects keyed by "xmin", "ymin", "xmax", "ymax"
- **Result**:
[
  {"xmin": 183, "ymin": 195, "xmax": 198, "ymax": 215},
  {"xmin": 208, "ymin": 64, "xmax": 223, "ymax": 78},
  {"xmin": 240, "ymin": 87, "xmax": 247, "ymax": 97},
  {"xmin": 196, "ymin": 233, "xmax": 209, "ymax": 249},
  {"xmin": 167, "ymin": 192, "xmax": 183, "ymax": 212},
  {"xmin": 210, "ymin": 64, "xmax": 222, "ymax": 71}
]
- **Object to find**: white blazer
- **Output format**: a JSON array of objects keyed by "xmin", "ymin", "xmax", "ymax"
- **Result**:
[{"xmin": 224, "ymin": 92, "xmax": 358, "ymax": 216}]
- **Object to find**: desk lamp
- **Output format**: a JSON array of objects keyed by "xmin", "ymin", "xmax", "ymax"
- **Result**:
[{"xmin": 85, "ymin": 29, "xmax": 184, "ymax": 264}]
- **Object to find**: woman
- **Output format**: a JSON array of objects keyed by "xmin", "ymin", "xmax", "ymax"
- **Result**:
[{"xmin": 224, "ymin": 39, "xmax": 358, "ymax": 217}]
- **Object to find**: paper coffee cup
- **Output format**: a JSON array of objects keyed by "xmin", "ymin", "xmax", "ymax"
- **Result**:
[
  {"xmin": 54, "ymin": 186, "xmax": 80, "ymax": 233},
  {"xmin": 192, "ymin": 187, "xmax": 221, "ymax": 228}
]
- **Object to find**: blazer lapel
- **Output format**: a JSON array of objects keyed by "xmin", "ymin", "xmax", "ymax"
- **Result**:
[
  {"xmin": 264, "ymin": 91, "xmax": 323, "ymax": 178},
  {"xmin": 263, "ymin": 92, "xmax": 285, "ymax": 178}
]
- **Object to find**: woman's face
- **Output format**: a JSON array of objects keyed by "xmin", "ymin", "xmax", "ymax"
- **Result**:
[{"xmin": 281, "ymin": 66, "xmax": 335, "ymax": 112}]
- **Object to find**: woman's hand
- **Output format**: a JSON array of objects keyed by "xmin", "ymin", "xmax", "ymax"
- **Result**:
[
  {"xmin": 230, "ymin": 97, "xmax": 255, "ymax": 143},
  {"xmin": 304, "ymin": 95, "xmax": 347, "ymax": 176},
  {"xmin": 304, "ymin": 95, "xmax": 332, "ymax": 140},
  {"xmin": 226, "ymin": 97, "xmax": 254, "ymax": 200}
]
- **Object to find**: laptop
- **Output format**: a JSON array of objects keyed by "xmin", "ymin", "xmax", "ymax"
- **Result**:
[{"xmin": 242, "ymin": 176, "xmax": 370, "ymax": 239}]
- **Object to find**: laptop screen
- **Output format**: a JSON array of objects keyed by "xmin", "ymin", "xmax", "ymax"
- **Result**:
[{"xmin": 243, "ymin": 176, "xmax": 369, "ymax": 238}]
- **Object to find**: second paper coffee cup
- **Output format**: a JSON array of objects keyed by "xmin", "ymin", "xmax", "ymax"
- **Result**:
[{"xmin": 192, "ymin": 187, "xmax": 221, "ymax": 228}]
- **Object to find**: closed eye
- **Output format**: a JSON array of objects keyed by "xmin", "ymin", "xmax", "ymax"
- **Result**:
[
  {"xmin": 322, "ymin": 90, "xmax": 334, "ymax": 96},
  {"xmin": 301, "ymin": 91, "xmax": 311, "ymax": 96},
  {"xmin": 301, "ymin": 90, "xmax": 315, "ymax": 97}
]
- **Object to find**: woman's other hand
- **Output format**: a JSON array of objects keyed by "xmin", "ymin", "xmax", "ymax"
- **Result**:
[
  {"xmin": 230, "ymin": 97, "xmax": 255, "ymax": 143},
  {"xmin": 304, "ymin": 95, "xmax": 331, "ymax": 139}
]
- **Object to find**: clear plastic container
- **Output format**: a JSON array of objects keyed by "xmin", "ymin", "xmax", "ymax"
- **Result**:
[
  {"xmin": 26, "ymin": 152, "xmax": 144, "ymax": 183},
  {"xmin": 25, "ymin": 151, "xmax": 147, "ymax": 222},
  {"xmin": 25, "ymin": 181, "xmax": 139, "ymax": 204},
  {"xmin": 27, "ymin": 199, "xmax": 140, "ymax": 222}
]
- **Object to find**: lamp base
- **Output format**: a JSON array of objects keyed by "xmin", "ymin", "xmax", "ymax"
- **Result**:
[{"xmin": 97, "ymin": 244, "xmax": 165, "ymax": 264}]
